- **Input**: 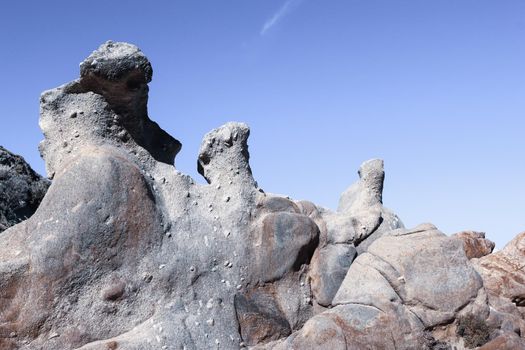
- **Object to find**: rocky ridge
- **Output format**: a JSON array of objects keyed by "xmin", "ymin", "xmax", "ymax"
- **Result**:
[{"xmin": 0, "ymin": 41, "xmax": 523, "ymax": 349}]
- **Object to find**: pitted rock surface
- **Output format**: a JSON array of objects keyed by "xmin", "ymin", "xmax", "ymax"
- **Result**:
[{"xmin": 0, "ymin": 41, "xmax": 524, "ymax": 349}]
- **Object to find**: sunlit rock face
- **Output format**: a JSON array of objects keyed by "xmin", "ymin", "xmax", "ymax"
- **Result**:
[{"xmin": 0, "ymin": 41, "xmax": 523, "ymax": 349}]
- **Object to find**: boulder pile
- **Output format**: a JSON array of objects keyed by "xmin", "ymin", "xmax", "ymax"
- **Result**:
[{"xmin": 0, "ymin": 42, "xmax": 523, "ymax": 350}]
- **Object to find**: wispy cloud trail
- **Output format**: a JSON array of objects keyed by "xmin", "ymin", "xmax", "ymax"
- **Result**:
[{"xmin": 260, "ymin": 0, "xmax": 302, "ymax": 36}]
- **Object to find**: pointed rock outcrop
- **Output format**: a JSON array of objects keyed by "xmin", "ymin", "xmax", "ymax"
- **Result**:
[{"xmin": 0, "ymin": 41, "xmax": 523, "ymax": 349}]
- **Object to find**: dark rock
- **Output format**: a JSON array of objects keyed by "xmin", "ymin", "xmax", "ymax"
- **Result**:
[
  {"xmin": 0, "ymin": 146, "xmax": 50, "ymax": 232},
  {"xmin": 234, "ymin": 288, "xmax": 292, "ymax": 346},
  {"xmin": 252, "ymin": 211, "xmax": 319, "ymax": 283},
  {"xmin": 79, "ymin": 41, "xmax": 153, "ymax": 83},
  {"xmin": 101, "ymin": 279, "xmax": 126, "ymax": 301}
]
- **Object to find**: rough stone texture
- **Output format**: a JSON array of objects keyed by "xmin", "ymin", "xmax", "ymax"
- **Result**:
[
  {"xmin": 306, "ymin": 158, "xmax": 404, "ymax": 307},
  {"xmin": 0, "ymin": 146, "xmax": 50, "ymax": 232},
  {"xmin": 475, "ymin": 232, "xmax": 525, "ymax": 302},
  {"xmin": 308, "ymin": 244, "xmax": 356, "ymax": 307},
  {"xmin": 234, "ymin": 287, "xmax": 292, "ymax": 345},
  {"xmin": 39, "ymin": 40, "xmax": 181, "ymax": 179},
  {"xmin": 1, "ymin": 41, "xmax": 524, "ymax": 349},
  {"xmin": 453, "ymin": 230, "xmax": 495, "ymax": 259},
  {"xmin": 473, "ymin": 232, "xmax": 525, "ymax": 344},
  {"xmin": 263, "ymin": 224, "xmax": 492, "ymax": 349},
  {"xmin": 479, "ymin": 332, "xmax": 525, "ymax": 350},
  {"xmin": 254, "ymin": 303, "xmax": 427, "ymax": 350}
]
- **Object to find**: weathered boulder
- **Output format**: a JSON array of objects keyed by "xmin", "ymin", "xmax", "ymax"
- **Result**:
[
  {"xmin": 1, "ymin": 41, "xmax": 523, "ymax": 349},
  {"xmin": 308, "ymin": 244, "xmax": 356, "ymax": 307},
  {"xmin": 453, "ymin": 230, "xmax": 495, "ymax": 259},
  {"xmin": 234, "ymin": 286, "xmax": 292, "ymax": 346},
  {"xmin": 473, "ymin": 232, "xmax": 525, "ymax": 341},
  {"xmin": 0, "ymin": 146, "xmax": 49, "ymax": 232},
  {"xmin": 479, "ymin": 332, "xmax": 525, "ymax": 350},
  {"xmin": 476, "ymin": 232, "xmax": 525, "ymax": 302},
  {"xmin": 39, "ymin": 40, "xmax": 181, "ymax": 180},
  {"xmin": 335, "ymin": 224, "xmax": 488, "ymax": 344},
  {"xmin": 254, "ymin": 302, "xmax": 427, "ymax": 350},
  {"xmin": 307, "ymin": 158, "xmax": 403, "ymax": 307},
  {"xmin": 334, "ymin": 224, "xmax": 485, "ymax": 322},
  {"xmin": 0, "ymin": 42, "xmax": 321, "ymax": 349},
  {"xmin": 261, "ymin": 224, "xmax": 491, "ymax": 349}
]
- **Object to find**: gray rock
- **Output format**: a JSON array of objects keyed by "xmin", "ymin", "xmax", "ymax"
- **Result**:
[
  {"xmin": 308, "ymin": 244, "xmax": 356, "ymax": 306},
  {"xmin": 254, "ymin": 303, "xmax": 426, "ymax": 350},
  {"xmin": 307, "ymin": 158, "xmax": 404, "ymax": 307},
  {"xmin": 198, "ymin": 122, "xmax": 255, "ymax": 188},
  {"xmin": 264, "ymin": 224, "xmax": 489, "ymax": 349},
  {"xmin": 355, "ymin": 206, "xmax": 404, "ymax": 254},
  {"xmin": 332, "ymin": 224, "xmax": 489, "ymax": 346},
  {"xmin": 0, "ymin": 146, "xmax": 50, "ymax": 232},
  {"xmin": 329, "ymin": 158, "xmax": 404, "ymax": 248},
  {"xmin": 334, "ymin": 223, "xmax": 485, "ymax": 317},
  {"xmin": 0, "ymin": 42, "xmax": 322, "ymax": 349},
  {"xmin": 79, "ymin": 41, "xmax": 153, "ymax": 83},
  {"xmin": 0, "ymin": 41, "xmax": 519, "ymax": 349},
  {"xmin": 39, "ymin": 41, "xmax": 180, "ymax": 179},
  {"xmin": 338, "ymin": 158, "xmax": 384, "ymax": 214}
]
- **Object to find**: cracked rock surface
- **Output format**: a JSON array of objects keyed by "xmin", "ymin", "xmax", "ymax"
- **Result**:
[{"xmin": 0, "ymin": 41, "xmax": 524, "ymax": 349}]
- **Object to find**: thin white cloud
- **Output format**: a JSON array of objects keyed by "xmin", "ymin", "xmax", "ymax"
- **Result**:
[{"xmin": 260, "ymin": 0, "xmax": 302, "ymax": 36}]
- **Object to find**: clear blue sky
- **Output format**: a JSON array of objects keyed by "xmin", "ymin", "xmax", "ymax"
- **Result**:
[{"xmin": 1, "ymin": 1, "xmax": 523, "ymax": 248}]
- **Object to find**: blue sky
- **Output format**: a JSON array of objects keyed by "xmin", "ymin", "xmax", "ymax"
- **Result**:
[{"xmin": 0, "ymin": 1, "xmax": 523, "ymax": 248}]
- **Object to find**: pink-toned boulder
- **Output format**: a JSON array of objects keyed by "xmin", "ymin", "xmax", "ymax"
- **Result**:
[
  {"xmin": 453, "ymin": 230, "xmax": 495, "ymax": 259},
  {"xmin": 476, "ymin": 232, "xmax": 525, "ymax": 302}
]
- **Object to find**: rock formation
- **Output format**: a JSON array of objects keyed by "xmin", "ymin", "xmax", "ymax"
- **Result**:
[
  {"xmin": 0, "ymin": 41, "xmax": 524, "ymax": 349},
  {"xmin": 0, "ymin": 146, "xmax": 49, "ymax": 232},
  {"xmin": 453, "ymin": 231, "xmax": 495, "ymax": 260}
]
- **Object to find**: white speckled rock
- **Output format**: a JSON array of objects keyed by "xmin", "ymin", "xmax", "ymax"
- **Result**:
[{"xmin": 0, "ymin": 41, "xmax": 521, "ymax": 349}]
